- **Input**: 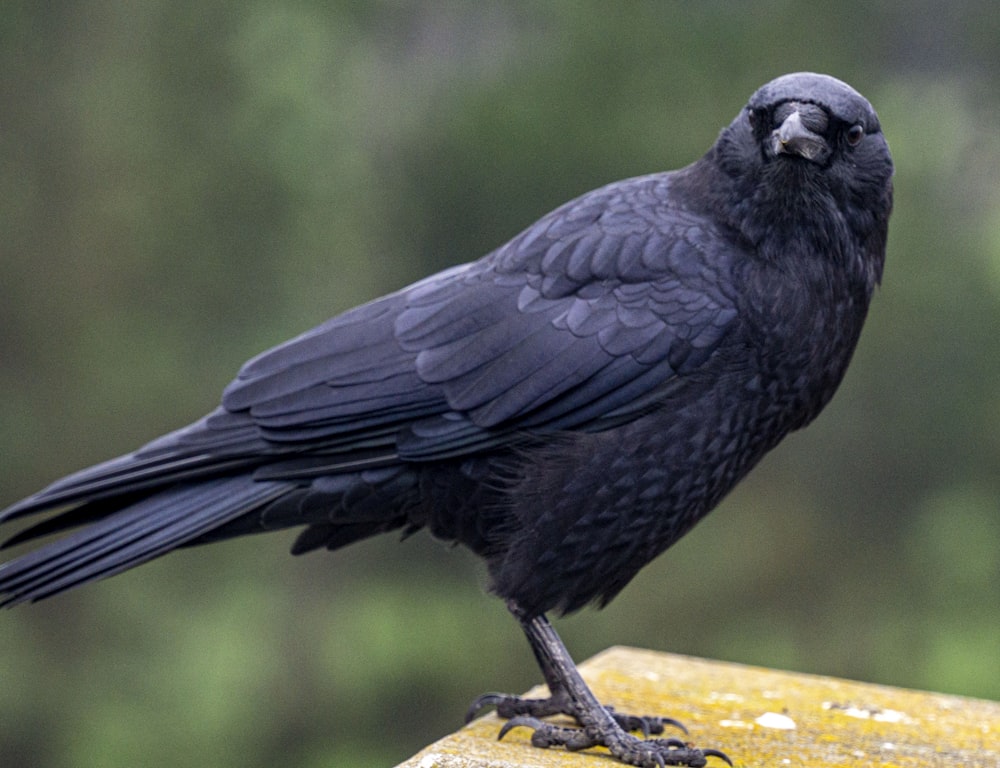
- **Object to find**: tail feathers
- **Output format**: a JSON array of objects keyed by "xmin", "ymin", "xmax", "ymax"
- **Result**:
[
  {"xmin": 0, "ymin": 477, "xmax": 290, "ymax": 607},
  {"xmin": 0, "ymin": 451, "xmax": 259, "ymax": 523}
]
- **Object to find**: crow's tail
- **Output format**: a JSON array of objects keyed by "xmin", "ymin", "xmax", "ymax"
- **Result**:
[{"xmin": 0, "ymin": 477, "xmax": 291, "ymax": 606}]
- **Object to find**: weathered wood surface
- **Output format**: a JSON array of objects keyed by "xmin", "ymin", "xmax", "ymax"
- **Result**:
[{"xmin": 397, "ymin": 646, "xmax": 999, "ymax": 768}]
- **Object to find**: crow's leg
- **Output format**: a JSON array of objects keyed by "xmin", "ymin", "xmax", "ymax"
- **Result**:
[
  {"xmin": 467, "ymin": 609, "xmax": 681, "ymax": 736},
  {"xmin": 466, "ymin": 600, "xmax": 730, "ymax": 768}
]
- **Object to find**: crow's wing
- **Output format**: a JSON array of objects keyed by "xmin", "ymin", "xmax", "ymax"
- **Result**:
[
  {"xmin": 222, "ymin": 174, "xmax": 740, "ymax": 465},
  {"xmin": 2, "ymin": 174, "xmax": 740, "ymax": 519}
]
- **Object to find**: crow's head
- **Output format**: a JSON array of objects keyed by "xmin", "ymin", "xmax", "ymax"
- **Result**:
[
  {"xmin": 715, "ymin": 72, "xmax": 892, "ymax": 182},
  {"xmin": 745, "ymin": 72, "xmax": 885, "ymax": 168},
  {"xmin": 711, "ymin": 72, "xmax": 893, "ymax": 270}
]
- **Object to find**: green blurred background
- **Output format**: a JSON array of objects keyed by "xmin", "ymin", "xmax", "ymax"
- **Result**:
[{"xmin": 1, "ymin": 2, "xmax": 998, "ymax": 766}]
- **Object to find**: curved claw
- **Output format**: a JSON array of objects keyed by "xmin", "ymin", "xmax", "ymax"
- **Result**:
[
  {"xmin": 610, "ymin": 710, "xmax": 687, "ymax": 737},
  {"xmin": 701, "ymin": 748, "xmax": 734, "ymax": 766},
  {"xmin": 658, "ymin": 716, "xmax": 688, "ymax": 735},
  {"xmin": 647, "ymin": 737, "xmax": 690, "ymax": 750},
  {"xmin": 465, "ymin": 692, "xmax": 508, "ymax": 723},
  {"xmin": 497, "ymin": 715, "xmax": 546, "ymax": 742},
  {"xmin": 608, "ymin": 707, "xmax": 654, "ymax": 736}
]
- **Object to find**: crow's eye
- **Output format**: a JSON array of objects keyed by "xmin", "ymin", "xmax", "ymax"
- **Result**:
[{"xmin": 846, "ymin": 124, "xmax": 865, "ymax": 146}]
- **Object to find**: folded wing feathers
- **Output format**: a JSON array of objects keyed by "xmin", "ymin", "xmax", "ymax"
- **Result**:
[{"xmin": 0, "ymin": 175, "xmax": 742, "ymax": 587}]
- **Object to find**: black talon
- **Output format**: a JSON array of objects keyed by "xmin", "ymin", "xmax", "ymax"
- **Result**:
[
  {"xmin": 611, "ymin": 711, "xmax": 688, "ymax": 736},
  {"xmin": 658, "ymin": 716, "xmax": 688, "ymax": 735},
  {"xmin": 465, "ymin": 692, "xmax": 506, "ymax": 723},
  {"xmin": 610, "ymin": 708, "xmax": 660, "ymax": 736},
  {"xmin": 497, "ymin": 715, "xmax": 546, "ymax": 741},
  {"xmin": 647, "ymin": 737, "xmax": 690, "ymax": 750},
  {"xmin": 701, "ymin": 748, "xmax": 734, "ymax": 766}
]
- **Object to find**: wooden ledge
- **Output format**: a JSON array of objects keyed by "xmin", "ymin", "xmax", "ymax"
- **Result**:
[{"xmin": 397, "ymin": 646, "xmax": 999, "ymax": 767}]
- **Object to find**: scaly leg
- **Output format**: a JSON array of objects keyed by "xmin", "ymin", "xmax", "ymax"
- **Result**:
[{"xmin": 466, "ymin": 601, "xmax": 731, "ymax": 768}]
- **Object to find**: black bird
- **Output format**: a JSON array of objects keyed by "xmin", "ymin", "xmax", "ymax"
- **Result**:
[{"xmin": 1, "ymin": 72, "xmax": 892, "ymax": 767}]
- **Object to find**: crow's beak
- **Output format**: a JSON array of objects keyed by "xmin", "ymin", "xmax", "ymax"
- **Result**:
[{"xmin": 771, "ymin": 111, "xmax": 829, "ymax": 163}]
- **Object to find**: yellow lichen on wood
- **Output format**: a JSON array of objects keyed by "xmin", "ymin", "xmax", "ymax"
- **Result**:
[{"xmin": 397, "ymin": 646, "xmax": 999, "ymax": 768}]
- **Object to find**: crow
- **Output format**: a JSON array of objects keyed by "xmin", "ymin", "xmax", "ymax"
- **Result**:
[{"xmin": 0, "ymin": 72, "xmax": 892, "ymax": 767}]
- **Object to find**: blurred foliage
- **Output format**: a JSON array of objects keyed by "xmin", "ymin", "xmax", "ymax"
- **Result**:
[{"xmin": 1, "ymin": 2, "xmax": 999, "ymax": 767}]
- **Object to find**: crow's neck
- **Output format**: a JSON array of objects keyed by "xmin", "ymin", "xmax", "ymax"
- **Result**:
[{"xmin": 678, "ymin": 153, "xmax": 882, "ymax": 298}]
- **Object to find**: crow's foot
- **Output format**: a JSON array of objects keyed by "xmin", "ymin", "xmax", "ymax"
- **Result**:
[
  {"xmin": 467, "ymin": 691, "xmax": 685, "ymax": 737},
  {"xmin": 497, "ymin": 716, "xmax": 731, "ymax": 768},
  {"xmin": 477, "ymin": 606, "xmax": 735, "ymax": 767}
]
